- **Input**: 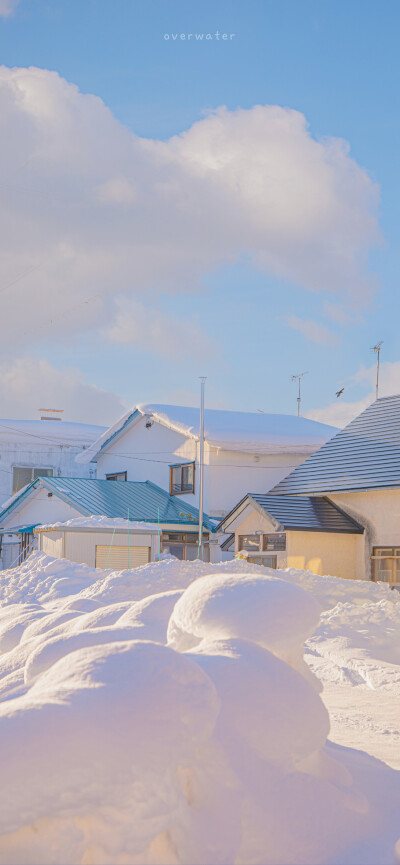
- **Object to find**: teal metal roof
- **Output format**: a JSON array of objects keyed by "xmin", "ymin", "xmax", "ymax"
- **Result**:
[
  {"xmin": 0, "ymin": 477, "xmax": 215, "ymax": 532},
  {"xmin": 0, "ymin": 524, "xmax": 39, "ymax": 535}
]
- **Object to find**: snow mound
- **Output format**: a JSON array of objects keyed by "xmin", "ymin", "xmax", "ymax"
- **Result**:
[
  {"xmin": 36, "ymin": 516, "xmax": 158, "ymax": 531},
  {"xmin": 0, "ymin": 557, "xmax": 399, "ymax": 863},
  {"xmin": 306, "ymin": 598, "xmax": 400, "ymax": 693},
  {"xmin": 279, "ymin": 566, "xmax": 397, "ymax": 610}
]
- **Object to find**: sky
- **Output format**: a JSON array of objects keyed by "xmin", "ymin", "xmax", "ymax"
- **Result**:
[{"xmin": 0, "ymin": 0, "xmax": 399, "ymax": 428}]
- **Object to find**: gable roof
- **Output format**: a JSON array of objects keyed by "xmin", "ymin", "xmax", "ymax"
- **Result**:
[
  {"xmin": 271, "ymin": 394, "xmax": 400, "ymax": 495},
  {"xmin": 218, "ymin": 493, "xmax": 364, "ymax": 534},
  {"xmin": 0, "ymin": 477, "xmax": 215, "ymax": 532},
  {"xmin": 77, "ymin": 402, "xmax": 338, "ymax": 464}
]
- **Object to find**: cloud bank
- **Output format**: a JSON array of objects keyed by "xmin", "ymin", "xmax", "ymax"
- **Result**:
[
  {"xmin": 0, "ymin": 66, "xmax": 380, "ymax": 355},
  {"xmin": 0, "ymin": 0, "xmax": 19, "ymax": 17},
  {"xmin": 0, "ymin": 357, "xmax": 127, "ymax": 424}
]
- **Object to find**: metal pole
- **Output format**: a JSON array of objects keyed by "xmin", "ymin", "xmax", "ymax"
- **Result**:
[
  {"xmin": 376, "ymin": 347, "xmax": 380, "ymax": 399},
  {"xmin": 198, "ymin": 377, "xmax": 206, "ymax": 560},
  {"xmin": 127, "ymin": 507, "xmax": 130, "ymax": 569}
]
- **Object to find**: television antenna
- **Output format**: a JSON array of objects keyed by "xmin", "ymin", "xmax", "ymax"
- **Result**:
[
  {"xmin": 371, "ymin": 341, "xmax": 383, "ymax": 399},
  {"xmin": 291, "ymin": 371, "xmax": 308, "ymax": 417}
]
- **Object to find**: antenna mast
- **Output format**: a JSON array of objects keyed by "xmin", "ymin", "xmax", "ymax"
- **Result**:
[
  {"xmin": 371, "ymin": 341, "xmax": 383, "ymax": 399},
  {"xmin": 291, "ymin": 371, "xmax": 308, "ymax": 417}
]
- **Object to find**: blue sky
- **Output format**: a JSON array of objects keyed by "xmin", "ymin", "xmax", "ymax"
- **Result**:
[{"xmin": 0, "ymin": 0, "xmax": 399, "ymax": 426}]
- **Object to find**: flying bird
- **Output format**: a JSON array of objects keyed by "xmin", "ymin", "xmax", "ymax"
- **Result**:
[{"xmin": 336, "ymin": 388, "xmax": 345, "ymax": 398}]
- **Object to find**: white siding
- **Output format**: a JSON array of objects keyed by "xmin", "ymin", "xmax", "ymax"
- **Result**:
[
  {"xmin": 96, "ymin": 415, "xmax": 313, "ymax": 520},
  {"xmin": 0, "ymin": 440, "xmax": 97, "ymax": 507},
  {"xmin": 41, "ymin": 532, "xmax": 64, "ymax": 559},
  {"xmin": 0, "ymin": 487, "xmax": 83, "ymax": 531}
]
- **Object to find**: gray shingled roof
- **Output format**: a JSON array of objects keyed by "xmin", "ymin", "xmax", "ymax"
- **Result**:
[
  {"xmin": 219, "ymin": 493, "xmax": 364, "ymax": 534},
  {"xmin": 271, "ymin": 394, "xmax": 400, "ymax": 495}
]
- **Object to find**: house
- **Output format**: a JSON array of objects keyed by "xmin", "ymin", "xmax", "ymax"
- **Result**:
[
  {"xmin": 217, "ymin": 493, "xmax": 364, "ymax": 578},
  {"xmin": 0, "ymin": 418, "xmax": 105, "ymax": 505},
  {"xmin": 0, "ymin": 476, "xmax": 215, "ymax": 569},
  {"xmin": 221, "ymin": 394, "xmax": 400, "ymax": 587},
  {"xmin": 34, "ymin": 517, "xmax": 160, "ymax": 569},
  {"xmin": 76, "ymin": 404, "xmax": 338, "ymax": 521},
  {"xmin": 0, "ymin": 417, "xmax": 105, "ymax": 568}
]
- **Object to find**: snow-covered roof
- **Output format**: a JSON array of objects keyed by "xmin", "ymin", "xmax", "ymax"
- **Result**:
[
  {"xmin": 0, "ymin": 419, "xmax": 106, "ymax": 448},
  {"xmin": 34, "ymin": 516, "xmax": 158, "ymax": 533},
  {"xmin": 77, "ymin": 403, "xmax": 339, "ymax": 463}
]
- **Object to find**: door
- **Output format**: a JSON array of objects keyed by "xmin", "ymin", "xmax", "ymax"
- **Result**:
[{"xmin": 95, "ymin": 545, "xmax": 150, "ymax": 570}]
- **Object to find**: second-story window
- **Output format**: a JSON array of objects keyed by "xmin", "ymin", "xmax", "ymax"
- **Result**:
[
  {"xmin": 12, "ymin": 466, "xmax": 54, "ymax": 495},
  {"xmin": 106, "ymin": 472, "xmax": 127, "ymax": 482},
  {"xmin": 170, "ymin": 462, "xmax": 195, "ymax": 495}
]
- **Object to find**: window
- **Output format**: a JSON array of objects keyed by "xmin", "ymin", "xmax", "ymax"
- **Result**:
[
  {"xmin": 106, "ymin": 472, "xmax": 127, "ymax": 482},
  {"xmin": 169, "ymin": 463, "xmax": 195, "ymax": 495},
  {"xmin": 12, "ymin": 466, "xmax": 53, "ymax": 495},
  {"xmin": 262, "ymin": 533, "xmax": 286, "ymax": 552},
  {"xmin": 238, "ymin": 534, "xmax": 260, "ymax": 552},
  {"xmin": 161, "ymin": 532, "xmax": 209, "ymax": 561},
  {"xmin": 371, "ymin": 548, "xmax": 400, "ymax": 586},
  {"xmin": 250, "ymin": 555, "xmax": 277, "ymax": 569}
]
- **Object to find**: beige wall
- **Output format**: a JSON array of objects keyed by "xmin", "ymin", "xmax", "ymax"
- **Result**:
[
  {"xmin": 38, "ymin": 530, "xmax": 158, "ymax": 567},
  {"xmin": 329, "ymin": 488, "xmax": 400, "ymax": 580},
  {"xmin": 286, "ymin": 531, "xmax": 359, "ymax": 580}
]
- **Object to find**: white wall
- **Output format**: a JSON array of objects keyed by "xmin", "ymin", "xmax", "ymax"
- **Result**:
[
  {"xmin": 0, "ymin": 487, "xmax": 83, "ymax": 532},
  {"xmin": 0, "ymin": 441, "xmax": 96, "ymax": 507},
  {"xmin": 206, "ymin": 447, "xmax": 311, "ymax": 519},
  {"xmin": 95, "ymin": 416, "xmax": 312, "ymax": 520},
  {"xmin": 96, "ymin": 415, "xmax": 204, "ymax": 505}
]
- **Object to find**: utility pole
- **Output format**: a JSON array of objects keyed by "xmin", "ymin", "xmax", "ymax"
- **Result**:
[
  {"xmin": 291, "ymin": 372, "xmax": 308, "ymax": 417},
  {"xmin": 198, "ymin": 377, "xmax": 206, "ymax": 560},
  {"xmin": 371, "ymin": 341, "xmax": 383, "ymax": 399}
]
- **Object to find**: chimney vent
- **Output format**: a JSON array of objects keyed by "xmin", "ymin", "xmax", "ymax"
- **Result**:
[{"xmin": 39, "ymin": 409, "xmax": 64, "ymax": 422}]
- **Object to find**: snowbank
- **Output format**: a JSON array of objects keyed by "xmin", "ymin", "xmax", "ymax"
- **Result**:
[
  {"xmin": 0, "ymin": 555, "xmax": 399, "ymax": 864},
  {"xmin": 35, "ymin": 516, "xmax": 158, "ymax": 531},
  {"xmin": 306, "ymin": 598, "xmax": 400, "ymax": 693}
]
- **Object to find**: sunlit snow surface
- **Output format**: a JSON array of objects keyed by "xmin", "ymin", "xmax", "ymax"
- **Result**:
[{"xmin": 0, "ymin": 553, "xmax": 399, "ymax": 864}]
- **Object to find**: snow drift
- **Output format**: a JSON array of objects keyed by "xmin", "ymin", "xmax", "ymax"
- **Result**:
[{"xmin": 0, "ymin": 554, "xmax": 398, "ymax": 864}]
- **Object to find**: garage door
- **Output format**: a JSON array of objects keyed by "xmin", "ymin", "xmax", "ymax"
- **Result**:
[{"xmin": 95, "ymin": 545, "xmax": 150, "ymax": 570}]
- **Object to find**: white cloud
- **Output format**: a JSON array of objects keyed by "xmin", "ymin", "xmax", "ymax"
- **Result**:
[
  {"xmin": 0, "ymin": 0, "xmax": 19, "ymax": 17},
  {"xmin": 0, "ymin": 357, "xmax": 128, "ymax": 425},
  {"xmin": 107, "ymin": 299, "xmax": 217, "ymax": 363},
  {"xmin": 322, "ymin": 301, "xmax": 359, "ymax": 327},
  {"xmin": 0, "ymin": 67, "xmax": 380, "ymax": 351},
  {"xmin": 287, "ymin": 315, "xmax": 339, "ymax": 346},
  {"xmin": 307, "ymin": 360, "xmax": 400, "ymax": 428}
]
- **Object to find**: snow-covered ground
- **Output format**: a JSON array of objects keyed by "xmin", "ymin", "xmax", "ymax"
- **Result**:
[{"xmin": 0, "ymin": 553, "xmax": 399, "ymax": 864}]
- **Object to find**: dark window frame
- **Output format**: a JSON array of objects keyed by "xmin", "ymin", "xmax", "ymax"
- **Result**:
[
  {"xmin": 169, "ymin": 462, "xmax": 195, "ymax": 496},
  {"xmin": 371, "ymin": 546, "xmax": 400, "ymax": 585},
  {"xmin": 106, "ymin": 471, "xmax": 127, "ymax": 482},
  {"xmin": 250, "ymin": 555, "xmax": 278, "ymax": 569},
  {"xmin": 238, "ymin": 534, "xmax": 261, "ymax": 552},
  {"xmin": 262, "ymin": 533, "xmax": 286, "ymax": 552}
]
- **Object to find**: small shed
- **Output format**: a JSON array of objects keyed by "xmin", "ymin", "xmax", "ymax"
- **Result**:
[{"xmin": 34, "ymin": 516, "xmax": 160, "ymax": 569}]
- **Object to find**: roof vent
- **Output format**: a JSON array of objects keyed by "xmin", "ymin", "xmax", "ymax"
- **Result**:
[{"xmin": 39, "ymin": 409, "xmax": 64, "ymax": 422}]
